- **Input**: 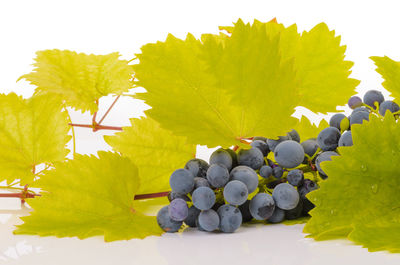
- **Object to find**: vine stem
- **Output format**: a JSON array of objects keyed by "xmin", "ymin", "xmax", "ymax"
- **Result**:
[
  {"xmin": 69, "ymin": 96, "xmax": 123, "ymax": 132},
  {"xmin": 97, "ymin": 95, "xmax": 120, "ymax": 125},
  {"xmin": 69, "ymin": 123, "xmax": 123, "ymax": 131},
  {"xmin": 0, "ymin": 190, "xmax": 170, "ymax": 201}
]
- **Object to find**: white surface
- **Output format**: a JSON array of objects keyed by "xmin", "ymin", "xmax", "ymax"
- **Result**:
[
  {"xmin": 1, "ymin": 204, "xmax": 400, "ymax": 265},
  {"xmin": 1, "ymin": 0, "xmax": 400, "ymax": 264}
]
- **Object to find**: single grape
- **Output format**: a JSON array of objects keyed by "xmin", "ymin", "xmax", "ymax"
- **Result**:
[
  {"xmin": 192, "ymin": 187, "xmax": 216, "ymax": 210},
  {"xmin": 253, "ymin": 136, "xmax": 267, "ymax": 142},
  {"xmin": 210, "ymin": 148, "xmax": 233, "ymax": 170},
  {"xmin": 315, "ymin": 151, "xmax": 339, "ymax": 178},
  {"xmin": 274, "ymin": 140, "xmax": 305, "ymax": 168},
  {"xmin": 229, "ymin": 166, "xmax": 259, "ymax": 193},
  {"xmin": 301, "ymin": 139, "xmax": 319, "ymax": 161},
  {"xmin": 249, "ymin": 193, "xmax": 275, "ymax": 220},
  {"xmin": 272, "ymin": 183, "xmax": 300, "ymax": 210},
  {"xmin": 351, "ymin": 106, "xmax": 370, "ymax": 115},
  {"xmin": 268, "ymin": 207, "xmax": 285, "ymax": 223},
  {"xmin": 168, "ymin": 198, "xmax": 189, "ymax": 221},
  {"xmin": 223, "ymin": 180, "xmax": 248, "ymax": 206},
  {"xmin": 168, "ymin": 192, "xmax": 190, "ymax": 202},
  {"xmin": 287, "ymin": 169, "xmax": 304, "ymax": 186},
  {"xmin": 267, "ymin": 135, "xmax": 290, "ymax": 152},
  {"xmin": 184, "ymin": 206, "xmax": 200, "ymax": 227},
  {"xmin": 298, "ymin": 179, "xmax": 319, "ymax": 199},
  {"xmin": 185, "ymin": 158, "xmax": 209, "ymax": 178},
  {"xmin": 272, "ymin": 166, "xmax": 284, "ymax": 179},
  {"xmin": 206, "ymin": 163, "xmax": 229, "ymax": 188},
  {"xmin": 198, "ymin": 209, "xmax": 220, "ymax": 232},
  {"xmin": 237, "ymin": 147, "xmax": 264, "ymax": 170},
  {"xmin": 194, "ymin": 177, "xmax": 210, "ymax": 189},
  {"xmin": 217, "ymin": 204, "xmax": 243, "ymax": 233},
  {"xmin": 287, "ymin": 129, "xmax": 300, "ymax": 143},
  {"xmin": 157, "ymin": 206, "xmax": 182, "ymax": 232},
  {"xmin": 317, "ymin": 127, "xmax": 341, "ymax": 151},
  {"xmin": 329, "ymin": 113, "xmax": 346, "ymax": 130},
  {"xmin": 350, "ymin": 111, "xmax": 369, "ymax": 126},
  {"xmin": 195, "ymin": 218, "xmax": 206, "ymax": 231},
  {"xmin": 363, "ymin": 90, "xmax": 384, "ymax": 109},
  {"xmin": 224, "ymin": 148, "xmax": 238, "ymax": 168},
  {"xmin": 259, "ymin": 165, "xmax": 273, "ymax": 178},
  {"xmin": 169, "ymin": 168, "xmax": 195, "ymax": 194},
  {"xmin": 285, "ymin": 199, "xmax": 304, "ymax": 220},
  {"xmin": 250, "ymin": 140, "xmax": 270, "ymax": 156},
  {"xmin": 338, "ymin": 131, "xmax": 353, "ymax": 147},
  {"xmin": 238, "ymin": 200, "xmax": 253, "ymax": 222},
  {"xmin": 379, "ymin": 100, "xmax": 400, "ymax": 116},
  {"xmin": 348, "ymin": 96, "xmax": 363, "ymax": 109}
]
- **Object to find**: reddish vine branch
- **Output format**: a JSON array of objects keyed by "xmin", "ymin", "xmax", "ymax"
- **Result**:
[
  {"xmin": 97, "ymin": 95, "xmax": 120, "ymax": 125},
  {"xmin": 69, "ymin": 123, "xmax": 123, "ymax": 131},
  {"xmin": 0, "ymin": 191, "xmax": 170, "ymax": 201},
  {"xmin": 69, "ymin": 96, "xmax": 123, "ymax": 132}
]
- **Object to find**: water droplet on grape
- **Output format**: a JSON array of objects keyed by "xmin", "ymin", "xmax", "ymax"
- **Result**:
[{"xmin": 371, "ymin": 184, "xmax": 379, "ymax": 194}]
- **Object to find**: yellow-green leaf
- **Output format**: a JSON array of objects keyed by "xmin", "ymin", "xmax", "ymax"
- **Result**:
[
  {"xmin": 304, "ymin": 114, "xmax": 400, "ymax": 252},
  {"xmin": 223, "ymin": 20, "xmax": 359, "ymax": 113},
  {"xmin": 295, "ymin": 23, "xmax": 359, "ymax": 112},
  {"xmin": 14, "ymin": 152, "xmax": 163, "ymax": 241},
  {"xmin": 0, "ymin": 93, "xmax": 70, "ymax": 185},
  {"xmin": 104, "ymin": 117, "xmax": 196, "ymax": 193},
  {"xmin": 371, "ymin": 56, "xmax": 400, "ymax": 100},
  {"xmin": 20, "ymin": 50, "xmax": 135, "ymax": 114},
  {"xmin": 134, "ymin": 20, "xmax": 299, "ymax": 148}
]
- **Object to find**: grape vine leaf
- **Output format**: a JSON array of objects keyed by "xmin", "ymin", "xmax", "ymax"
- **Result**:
[
  {"xmin": 134, "ymin": 19, "xmax": 299, "ymax": 148},
  {"xmin": 226, "ymin": 19, "xmax": 360, "ymax": 113},
  {"xmin": 19, "ymin": 50, "xmax": 135, "ymax": 114},
  {"xmin": 293, "ymin": 23, "xmax": 359, "ymax": 112},
  {"xmin": 292, "ymin": 116, "xmax": 329, "ymax": 141},
  {"xmin": 304, "ymin": 114, "xmax": 400, "ymax": 252},
  {"xmin": 371, "ymin": 56, "xmax": 400, "ymax": 101},
  {"xmin": 104, "ymin": 117, "xmax": 196, "ymax": 193},
  {"xmin": 0, "ymin": 93, "xmax": 70, "ymax": 185},
  {"xmin": 14, "ymin": 152, "xmax": 163, "ymax": 241}
]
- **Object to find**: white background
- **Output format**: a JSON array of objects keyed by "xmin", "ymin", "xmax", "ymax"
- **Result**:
[{"xmin": 1, "ymin": 0, "xmax": 400, "ymax": 264}]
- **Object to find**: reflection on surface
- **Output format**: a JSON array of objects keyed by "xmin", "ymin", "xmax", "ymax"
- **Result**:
[{"xmin": 0, "ymin": 203, "xmax": 400, "ymax": 265}]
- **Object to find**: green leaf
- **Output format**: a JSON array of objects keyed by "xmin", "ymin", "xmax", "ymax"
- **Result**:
[
  {"xmin": 134, "ymin": 20, "xmax": 299, "ymax": 148},
  {"xmin": 19, "ymin": 50, "xmax": 135, "ymax": 114},
  {"xmin": 292, "ymin": 116, "xmax": 329, "ymax": 141},
  {"xmin": 294, "ymin": 23, "xmax": 360, "ymax": 112},
  {"xmin": 304, "ymin": 114, "xmax": 400, "ymax": 252},
  {"xmin": 0, "ymin": 93, "xmax": 70, "ymax": 185},
  {"xmin": 225, "ymin": 20, "xmax": 359, "ymax": 113},
  {"xmin": 371, "ymin": 56, "xmax": 400, "ymax": 100},
  {"xmin": 134, "ymin": 19, "xmax": 358, "ymax": 148},
  {"xmin": 104, "ymin": 117, "xmax": 196, "ymax": 193},
  {"xmin": 14, "ymin": 152, "xmax": 163, "ymax": 241}
]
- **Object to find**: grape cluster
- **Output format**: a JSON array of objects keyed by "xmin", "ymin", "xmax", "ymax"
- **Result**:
[
  {"xmin": 157, "ymin": 89, "xmax": 392, "ymax": 234},
  {"xmin": 157, "ymin": 134, "xmax": 320, "ymax": 233}
]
